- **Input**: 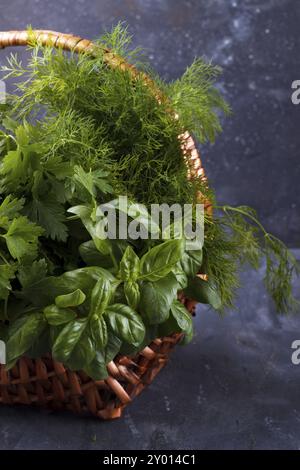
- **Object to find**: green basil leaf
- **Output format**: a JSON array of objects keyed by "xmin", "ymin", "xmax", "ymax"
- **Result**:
[
  {"xmin": 139, "ymin": 272, "xmax": 178, "ymax": 324},
  {"xmin": 20, "ymin": 266, "xmax": 116, "ymax": 308},
  {"xmin": 105, "ymin": 304, "xmax": 145, "ymax": 347},
  {"xmin": 68, "ymin": 204, "xmax": 111, "ymax": 255},
  {"xmin": 6, "ymin": 313, "xmax": 46, "ymax": 366},
  {"xmin": 89, "ymin": 315, "xmax": 108, "ymax": 349},
  {"xmin": 120, "ymin": 324, "xmax": 158, "ymax": 356},
  {"xmin": 84, "ymin": 351, "xmax": 108, "ymax": 380},
  {"xmin": 124, "ymin": 280, "xmax": 140, "ymax": 309},
  {"xmin": 27, "ymin": 327, "xmax": 51, "ymax": 358},
  {"xmin": 105, "ymin": 333, "xmax": 122, "ymax": 363},
  {"xmin": 61, "ymin": 267, "xmax": 116, "ymax": 293},
  {"xmin": 44, "ymin": 304, "xmax": 76, "ymax": 325},
  {"xmin": 184, "ymin": 277, "xmax": 222, "ymax": 310},
  {"xmin": 140, "ymin": 239, "xmax": 184, "ymax": 282},
  {"xmin": 66, "ymin": 329, "xmax": 96, "ymax": 371},
  {"xmin": 90, "ymin": 277, "xmax": 112, "ymax": 317},
  {"xmin": 119, "ymin": 246, "xmax": 140, "ymax": 281},
  {"xmin": 181, "ymin": 249, "xmax": 203, "ymax": 278},
  {"xmin": 52, "ymin": 318, "xmax": 87, "ymax": 363},
  {"xmin": 173, "ymin": 263, "xmax": 188, "ymax": 289},
  {"xmin": 79, "ymin": 240, "xmax": 114, "ymax": 269},
  {"xmin": 157, "ymin": 315, "xmax": 179, "ymax": 338},
  {"xmin": 170, "ymin": 300, "xmax": 193, "ymax": 344},
  {"xmin": 55, "ymin": 289, "xmax": 86, "ymax": 308},
  {"xmin": 118, "ymin": 342, "xmax": 139, "ymax": 356}
]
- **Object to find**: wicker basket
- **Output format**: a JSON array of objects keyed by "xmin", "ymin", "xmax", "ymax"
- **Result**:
[{"xmin": 0, "ymin": 30, "xmax": 205, "ymax": 420}]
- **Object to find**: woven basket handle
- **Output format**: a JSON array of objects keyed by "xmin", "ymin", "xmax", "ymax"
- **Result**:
[
  {"xmin": 0, "ymin": 29, "xmax": 140, "ymax": 73},
  {"xmin": 0, "ymin": 29, "xmax": 206, "ymax": 183},
  {"xmin": 0, "ymin": 30, "xmax": 90, "ymax": 51}
]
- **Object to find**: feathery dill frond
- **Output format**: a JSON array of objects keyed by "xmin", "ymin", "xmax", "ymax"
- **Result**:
[
  {"xmin": 164, "ymin": 58, "xmax": 231, "ymax": 143},
  {"xmin": 98, "ymin": 22, "xmax": 146, "ymax": 68},
  {"xmin": 202, "ymin": 215, "xmax": 241, "ymax": 310},
  {"xmin": 215, "ymin": 205, "xmax": 300, "ymax": 313}
]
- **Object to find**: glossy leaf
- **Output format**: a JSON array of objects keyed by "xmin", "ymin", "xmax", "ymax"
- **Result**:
[
  {"xmin": 66, "ymin": 328, "xmax": 96, "ymax": 370},
  {"xmin": 84, "ymin": 351, "xmax": 108, "ymax": 380},
  {"xmin": 170, "ymin": 300, "xmax": 193, "ymax": 344},
  {"xmin": 119, "ymin": 246, "xmax": 140, "ymax": 281},
  {"xmin": 89, "ymin": 315, "xmax": 108, "ymax": 350},
  {"xmin": 79, "ymin": 240, "xmax": 114, "ymax": 269},
  {"xmin": 157, "ymin": 315, "xmax": 179, "ymax": 338},
  {"xmin": 184, "ymin": 277, "xmax": 222, "ymax": 310},
  {"xmin": 180, "ymin": 248, "xmax": 203, "ymax": 278},
  {"xmin": 6, "ymin": 313, "xmax": 47, "ymax": 366},
  {"xmin": 104, "ymin": 334, "xmax": 122, "ymax": 363},
  {"xmin": 140, "ymin": 239, "xmax": 184, "ymax": 282},
  {"xmin": 52, "ymin": 318, "xmax": 88, "ymax": 363},
  {"xmin": 105, "ymin": 304, "xmax": 145, "ymax": 347},
  {"xmin": 20, "ymin": 267, "xmax": 116, "ymax": 308},
  {"xmin": 90, "ymin": 277, "xmax": 112, "ymax": 317},
  {"xmin": 172, "ymin": 263, "xmax": 188, "ymax": 289},
  {"xmin": 139, "ymin": 272, "xmax": 178, "ymax": 324},
  {"xmin": 55, "ymin": 289, "xmax": 86, "ymax": 308},
  {"xmin": 44, "ymin": 304, "xmax": 76, "ymax": 325},
  {"xmin": 124, "ymin": 280, "xmax": 140, "ymax": 310}
]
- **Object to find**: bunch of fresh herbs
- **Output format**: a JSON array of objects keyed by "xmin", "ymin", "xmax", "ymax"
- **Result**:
[{"xmin": 0, "ymin": 25, "xmax": 298, "ymax": 378}]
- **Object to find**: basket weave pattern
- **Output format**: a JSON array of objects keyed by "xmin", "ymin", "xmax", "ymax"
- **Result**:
[
  {"xmin": 0, "ymin": 298, "xmax": 195, "ymax": 419},
  {"xmin": 0, "ymin": 30, "xmax": 204, "ymax": 419},
  {"xmin": 0, "ymin": 332, "xmax": 183, "ymax": 419}
]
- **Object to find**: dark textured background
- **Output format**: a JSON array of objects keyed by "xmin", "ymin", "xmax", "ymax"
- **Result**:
[{"xmin": 0, "ymin": 0, "xmax": 299, "ymax": 450}]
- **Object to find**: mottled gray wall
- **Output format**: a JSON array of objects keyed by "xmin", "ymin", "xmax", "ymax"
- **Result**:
[
  {"xmin": 0, "ymin": 2, "xmax": 300, "ymax": 450},
  {"xmin": 0, "ymin": 0, "xmax": 299, "ymax": 244}
]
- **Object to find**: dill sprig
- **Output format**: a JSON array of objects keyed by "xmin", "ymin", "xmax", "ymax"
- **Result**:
[
  {"xmin": 208, "ymin": 205, "xmax": 300, "ymax": 313},
  {"xmin": 165, "ymin": 58, "xmax": 231, "ymax": 143},
  {"xmin": 1, "ymin": 26, "xmax": 224, "ymax": 209}
]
